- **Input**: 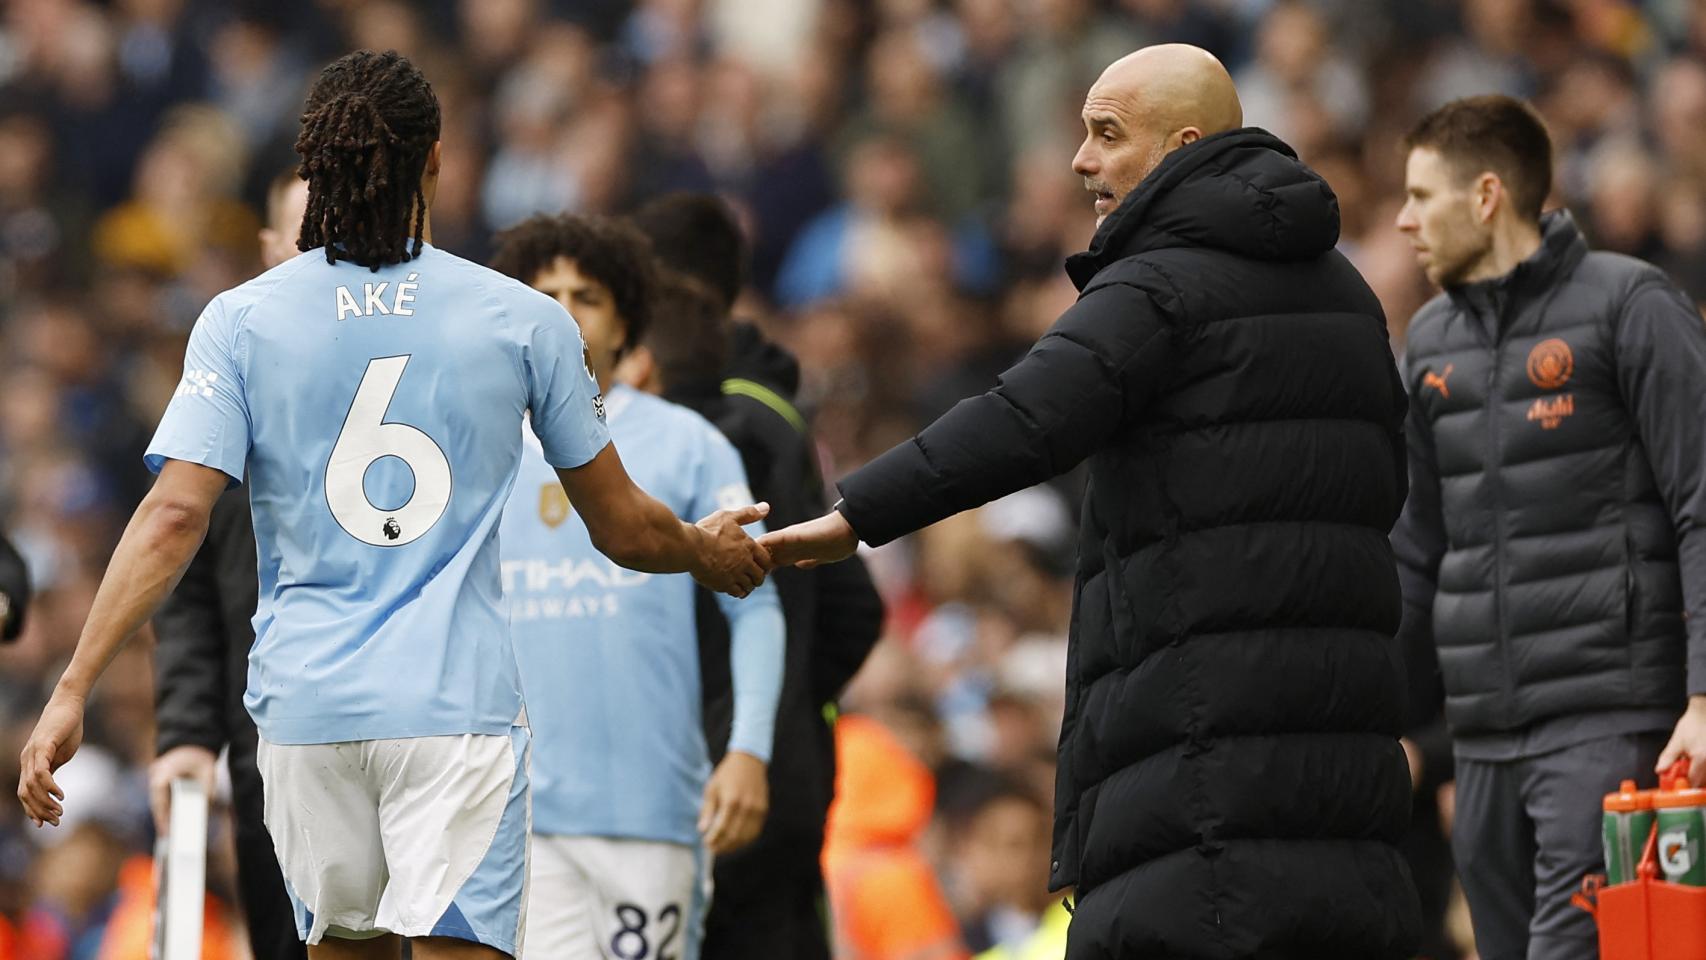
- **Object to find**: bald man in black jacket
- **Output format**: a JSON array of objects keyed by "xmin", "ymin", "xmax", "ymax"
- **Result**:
[{"xmin": 763, "ymin": 45, "xmax": 1420, "ymax": 960}]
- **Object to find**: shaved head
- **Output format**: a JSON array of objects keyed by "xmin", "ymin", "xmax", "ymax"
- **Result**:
[{"xmin": 1073, "ymin": 44, "xmax": 1242, "ymax": 226}]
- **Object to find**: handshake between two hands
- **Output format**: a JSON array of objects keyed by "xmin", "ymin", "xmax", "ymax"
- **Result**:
[{"xmin": 689, "ymin": 504, "xmax": 859, "ymax": 598}]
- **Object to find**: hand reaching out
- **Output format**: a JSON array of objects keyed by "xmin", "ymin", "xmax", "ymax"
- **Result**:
[{"xmin": 757, "ymin": 510, "xmax": 859, "ymax": 570}]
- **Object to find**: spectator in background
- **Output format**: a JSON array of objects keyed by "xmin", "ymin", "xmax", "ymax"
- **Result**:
[
  {"xmin": 776, "ymin": 135, "xmax": 997, "ymax": 307},
  {"xmin": 839, "ymin": 29, "xmax": 992, "ymax": 224},
  {"xmin": 1395, "ymin": 94, "xmax": 1706, "ymax": 960},
  {"xmin": 823, "ymin": 713, "xmax": 969, "ymax": 960},
  {"xmin": 147, "ymin": 167, "xmax": 307, "ymax": 960},
  {"xmin": 948, "ymin": 778, "xmax": 1056, "ymax": 955},
  {"xmin": 996, "ymin": 0, "xmax": 1144, "ymax": 157},
  {"xmin": 90, "ymin": 105, "xmax": 258, "ymax": 279},
  {"xmin": 0, "ymin": 111, "xmax": 90, "ymax": 297},
  {"xmin": 1415, "ymin": 0, "xmax": 1542, "ymax": 109},
  {"xmin": 1234, "ymin": 0, "xmax": 1368, "ymax": 150}
]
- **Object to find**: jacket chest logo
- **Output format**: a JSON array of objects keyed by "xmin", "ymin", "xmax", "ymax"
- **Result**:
[
  {"xmin": 1527, "ymin": 338, "xmax": 1574, "ymax": 389},
  {"xmin": 1423, "ymin": 364, "xmax": 1454, "ymax": 398},
  {"xmin": 1524, "ymin": 338, "xmax": 1575, "ymax": 429}
]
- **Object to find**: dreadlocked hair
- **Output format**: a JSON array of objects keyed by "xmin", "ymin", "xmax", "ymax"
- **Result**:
[{"xmin": 295, "ymin": 50, "xmax": 440, "ymax": 270}]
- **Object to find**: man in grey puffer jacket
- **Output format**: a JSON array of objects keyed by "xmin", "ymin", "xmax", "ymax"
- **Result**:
[{"xmin": 1396, "ymin": 93, "xmax": 1706, "ymax": 960}]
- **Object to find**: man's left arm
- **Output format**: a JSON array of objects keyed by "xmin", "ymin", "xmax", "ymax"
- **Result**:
[
  {"xmin": 1614, "ymin": 277, "xmax": 1706, "ymax": 784},
  {"xmin": 698, "ymin": 433, "xmax": 785, "ymax": 853}
]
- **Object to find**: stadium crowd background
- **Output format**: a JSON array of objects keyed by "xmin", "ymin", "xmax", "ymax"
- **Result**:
[{"xmin": 4, "ymin": 0, "xmax": 1706, "ymax": 957}]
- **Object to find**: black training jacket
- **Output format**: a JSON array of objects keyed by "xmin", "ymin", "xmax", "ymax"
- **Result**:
[
  {"xmin": 838, "ymin": 128, "xmax": 1420, "ymax": 959},
  {"xmin": 670, "ymin": 324, "xmax": 883, "ymax": 941},
  {"xmin": 1395, "ymin": 211, "xmax": 1706, "ymax": 737}
]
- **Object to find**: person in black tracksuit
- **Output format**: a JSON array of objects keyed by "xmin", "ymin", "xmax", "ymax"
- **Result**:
[
  {"xmin": 630, "ymin": 196, "xmax": 885, "ymax": 960},
  {"xmin": 1, "ymin": 531, "xmax": 28, "ymax": 642},
  {"xmin": 151, "ymin": 488, "xmax": 304, "ymax": 960},
  {"xmin": 1395, "ymin": 96, "xmax": 1706, "ymax": 960},
  {"xmin": 760, "ymin": 46, "xmax": 1421, "ymax": 959}
]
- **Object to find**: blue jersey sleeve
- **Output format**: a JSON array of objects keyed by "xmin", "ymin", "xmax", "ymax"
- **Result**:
[
  {"xmin": 697, "ymin": 426, "xmax": 784, "ymax": 762},
  {"xmin": 521, "ymin": 299, "xmax": 610, "ymax": 469},
  {"xmin": 145, "ymin": 296, "xmax": 250, "ymax": 483}
]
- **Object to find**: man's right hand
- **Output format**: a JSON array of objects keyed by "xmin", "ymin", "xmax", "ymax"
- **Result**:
[
  {"xmin": 149, "ymin": 745, "xmax": 218, "ymax": 836},
  {"xmin": 18, "ymin": 692, "xmax": 86, "ymax": 827},
  {"xmin": 692, "ymin": 504, "xmax": 771, "ymax": 598},
  {"xmin": 758, "ymin": 509, "xmax": 859, "ymax": 570}
]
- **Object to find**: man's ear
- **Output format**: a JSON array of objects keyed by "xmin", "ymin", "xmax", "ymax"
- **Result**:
[
  {"xmin": 1174, "ymin": 126, "xmax": 1205, "ymax": 149},
  {"xmin": 615, "ymin": 345, "xmax": 659, "ymax": 394},
  {"xmin": 1474, "ymin": 172, "xmax": 1504, "ymax": 224},
  {"xmin": 426, "ymin": 140, "xmax": 443, "ymax": 177}
]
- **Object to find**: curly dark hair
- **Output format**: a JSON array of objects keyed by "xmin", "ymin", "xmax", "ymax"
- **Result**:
[
  {"xmin": 295, "ymin": 50, "xmax": 441, "ymax": 270},
  {"xmin": 488, "ymin": 214, "xmax": 658, "ymax": 353}
]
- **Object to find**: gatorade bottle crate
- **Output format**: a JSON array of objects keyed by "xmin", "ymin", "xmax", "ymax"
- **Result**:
[{"xmin": 1578, "ymin": 760, "xmax": 1706, "ymax": 960}]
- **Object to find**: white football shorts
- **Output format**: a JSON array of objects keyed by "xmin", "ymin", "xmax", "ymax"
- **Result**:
[
  {"xmin": 522, "ymin": 835, "xmax": 711, "ymax": 960},
  {"xmin": 256, "ymin": 725, "xmax": 531, "ymax": 954}
]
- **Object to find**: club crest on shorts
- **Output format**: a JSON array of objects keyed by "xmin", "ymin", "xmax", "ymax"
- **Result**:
[{"xmin": 539, "ymin": 484, "xmax": 572, "ymax": 528}]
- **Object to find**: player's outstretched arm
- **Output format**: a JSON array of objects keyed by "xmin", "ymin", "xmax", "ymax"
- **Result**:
[
  {"xmin": 18, "ymin": 459, "xmax": 228, "ymax": 827},
  {"xmin": 555, "ymin": 443, "xmax": 771, "ymax": 597}
]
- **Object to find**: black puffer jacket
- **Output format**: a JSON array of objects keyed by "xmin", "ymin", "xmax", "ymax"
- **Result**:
[
  {"xmin": 838, "ymin": 128, "xmax": 1419, "ymax": 959},
  {"xmin": 1397, "ymin": 211, "xmax": 1706, "ymax": 736}
]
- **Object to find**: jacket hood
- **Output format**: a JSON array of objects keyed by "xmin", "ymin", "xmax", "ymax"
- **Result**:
[
  {"xmin": 1066, "ymin": 127, "xmax": 1340, "ymax": 289},
  {"xmin": 825, "ymin": 715, "xmax": 936, "ymax": 848}
]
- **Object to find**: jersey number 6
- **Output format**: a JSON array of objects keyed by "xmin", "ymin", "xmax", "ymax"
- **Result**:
[{"xmin": 326, "ymin": 355, "xmax": 452, "ymax": 547}]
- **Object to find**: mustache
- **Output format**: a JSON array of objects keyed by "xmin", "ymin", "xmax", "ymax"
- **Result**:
[{"xmin": 1084, "ymin": 178, "xmax": 1114, "ymax": 195}]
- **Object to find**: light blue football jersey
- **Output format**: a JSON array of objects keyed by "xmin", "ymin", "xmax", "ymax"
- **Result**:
[
  {"xmin": 145, "ymin": 244, "xmax": 610, "ymax": 745},
  {"xmin": 502, "ymin": 385, "xmax": 782, "ymax": 844}
]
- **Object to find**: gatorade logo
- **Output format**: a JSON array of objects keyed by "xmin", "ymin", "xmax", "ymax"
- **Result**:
[{"xmin": 1661, "ymin": 828, "xmax": 1696, "ymax": 875}]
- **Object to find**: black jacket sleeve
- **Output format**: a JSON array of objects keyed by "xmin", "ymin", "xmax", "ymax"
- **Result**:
[
  {"xmin": 1615, "ymin": 277, "xmax": 1706, "ymax": 696},
  {"xmin": 0, "ymin": 531, "xmax": 28, "ymax": 642},
  {"xmin": 1393, "ymin": 355, "xmax": 1447, "ymax": 732},
  {"xmin": 153, "ymin": 526, "xmax": 231, "ymax": 754},
  {"xmin": 808, "ymin": 553, "xmax": 883, "ymax": 705},
  {"xmin": 838, "ymin": 284, "xmax": 1174, "ymax": 545}
]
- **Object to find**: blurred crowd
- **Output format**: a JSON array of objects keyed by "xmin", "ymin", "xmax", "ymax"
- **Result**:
[{"xmin": 4, "ymin": 0, "xmax": 1706, "ymax": 957}]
